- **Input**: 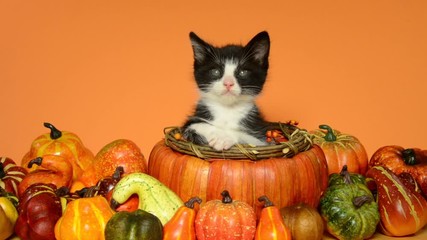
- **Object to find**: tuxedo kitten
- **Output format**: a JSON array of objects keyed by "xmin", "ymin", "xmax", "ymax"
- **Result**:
[{"xmin": 182, "ymin": 31, "xmax": 271, "ymax": 151}]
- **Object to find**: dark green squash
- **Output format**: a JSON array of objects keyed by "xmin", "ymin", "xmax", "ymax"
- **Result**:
[
  {"xmin": 104, "ymin": 209, "xmax": 163, "ymax": 240},
  {"xmin": 320, "ymin": 167, "xmax": 379, "ymax": 240}
]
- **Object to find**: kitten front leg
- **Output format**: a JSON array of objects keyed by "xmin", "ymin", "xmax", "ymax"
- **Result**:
[
  {"xmin": 184, "ymin": 123, "xmax": 238, "ymax": 151},
  {"xmin": 182, "ymin": 128, "xmax": 209, "ymax": 146}
]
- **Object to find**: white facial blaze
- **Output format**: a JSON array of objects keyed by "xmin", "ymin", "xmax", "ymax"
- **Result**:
[{"xmin": 202, "ymin": 59, "xmax": 251, "ymax": 106}]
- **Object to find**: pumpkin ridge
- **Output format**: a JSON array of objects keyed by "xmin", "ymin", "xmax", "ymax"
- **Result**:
[
  {"xmin": 89, "ymin": 199, "xmax": 108, "ymax": 230},
  {"xmin": 73, "ymin": 200, "xmax": 81, "ymax": 238}
]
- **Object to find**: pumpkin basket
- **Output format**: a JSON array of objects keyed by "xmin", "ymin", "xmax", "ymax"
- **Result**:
[{"xmin": 163, "ymin": 122, "xmax": 314, "ymax": 160}]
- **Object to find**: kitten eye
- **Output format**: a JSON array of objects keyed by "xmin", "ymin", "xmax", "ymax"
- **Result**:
[
  {"xmin": 209, "ymin": 69, "xmax": 222, "ymax": 78},
  {"xmin": 238, "ymin": 69, "xmax": 249, "ymax": 78}
]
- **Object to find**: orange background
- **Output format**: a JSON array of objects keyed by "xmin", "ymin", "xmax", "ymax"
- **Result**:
[{"xmin": 1, "ymin": 1, "xmax": 426, "ymax": 164}]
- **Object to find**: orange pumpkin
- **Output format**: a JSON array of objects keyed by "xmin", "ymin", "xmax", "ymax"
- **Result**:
[
  {"xmin": 148, "ymin": 136, "xmax": 328, "ymax": 218},
  {"xmin": 195, "ymin": 190, "xmax": 256, "ymax": 240},
  {"xmin": 18, "ymin": 155, "xmax": 73, "ymax": 196},
  {"xmin": 310, "ymin": 124, "xmax": 368, "ymax": 175},
  {"xmin": 21, "ymin": 123, "xmax": 94, "ymax": 181},
  {"xmin": 54, "ymin": 195, "xmax": 115, "ymax": 240}
]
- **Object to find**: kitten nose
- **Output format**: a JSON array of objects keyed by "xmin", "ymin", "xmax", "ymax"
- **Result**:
[{"xmin": 223, "ymin": 77, "xmax": 235, "ymax": 91}]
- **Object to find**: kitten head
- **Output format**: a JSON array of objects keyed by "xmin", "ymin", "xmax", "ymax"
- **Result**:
[{"xmin": 189, "ymin": 32, "xmax": 270, "ymax": 105}]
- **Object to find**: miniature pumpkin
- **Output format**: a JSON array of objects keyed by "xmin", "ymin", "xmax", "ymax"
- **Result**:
[
  {"xmin": 54, "ymin": 195, "xmax": 115, "ymax": 240},
  {"xmin": 320, "ymin": 168, "xmax": 379, "ymax": 240},
  {"xmin": 0, "ymin": 156, "xmax": 27, "ymax": 196},
  {"xmin": 369, "ymin": 145, "xmax": 427, "ymax": 197},
  {"xmin": 15, "ymin": 183, "xmax": 63, "ymax": 240},
  {"xmin": 0, "ymin": 187, "xmax": 18, "ymax": 240},
  {"xmin": 18, "ymin": 155, "xmax": 73, "ymax": 196},
  {"xmin": 195, "ymin": 190, "xmax": 256, "ymax": 240},
  {"xmin": 148, "ymin": 140, "xmax": 328, "ymax": 217},
  {"xmin": 310, "ymin": 124, "xmax": 368, "ymax": 175},
  {"xmin": 21, "ymin": 122, "xmax": 94, "ymax": 181},
  {"xmin": 280, "ymin": 203, "xmax": 324, "ymax": 240}
]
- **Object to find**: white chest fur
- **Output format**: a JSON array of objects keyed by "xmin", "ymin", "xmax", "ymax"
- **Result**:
[
  {"xmin": 206, "ymin": 100, "xmax": 252, "ymax": 130},
  {"xmin": 188, "ymin": 99, "xmax": 265, "ymax": 150}
]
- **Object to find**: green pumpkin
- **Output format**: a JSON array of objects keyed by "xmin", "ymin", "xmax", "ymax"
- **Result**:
[
  {"xmin": 320, "ymin": 168, "xmax": 379, "ymax": 240},
  {"xmin": 328, "ymin": 165, "xmax": 366, "ymax": 186},
  {"xmin": 104, "ymin": 209, "xmax": 163, "ymax": 240}
]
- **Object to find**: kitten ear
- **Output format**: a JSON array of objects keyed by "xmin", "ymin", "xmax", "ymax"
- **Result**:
[
  {"xmin": 244, "ymin": 31, "xmax": 270, "ymax": 65},
  {"xmin": 189, "ymin": 32, "xmax": 209, "ymax": 63}
]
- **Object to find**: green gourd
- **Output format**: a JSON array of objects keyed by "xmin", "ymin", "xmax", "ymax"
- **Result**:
[
  {"xmin": 104, "ymin": 209, "xmax": 163, "ymax": 240},
  {"xmin": 320, "ymin": 168, "xmax": 379, "ymax": 240},
  {"xmin": 110, "ymin": 172, "xmax": 183, "ymax": 225}
]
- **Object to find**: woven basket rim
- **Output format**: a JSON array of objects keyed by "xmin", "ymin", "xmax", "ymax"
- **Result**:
[{"xmin": 164, "ymin": 122, "xmax": 314, "ymax": 161}]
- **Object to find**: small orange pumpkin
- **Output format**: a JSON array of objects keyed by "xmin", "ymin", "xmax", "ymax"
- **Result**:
[
  {"xmin": 54, "ymin": 195, "xmax": 115, "ymax": 240},
  {"xmin": 195, "ymin": 190, "xmax": 256, "ymax": 240},
  {"xmin": 18, "ymin": 155, "xmax": 73, "ymax": 196},
  {"xmin": 21, "ymin": 123, "xmax": 94, "ymax": 181},
  {"xmin": 310, "ymin": 124, "xmax": 368, "ymax": 175}
]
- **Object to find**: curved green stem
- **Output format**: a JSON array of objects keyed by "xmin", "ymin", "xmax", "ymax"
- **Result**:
[
  {"xmin": 402, "ymin": 148, "xmax": 417, "ymax": 165},
  {"xmin": 319, "ymin": 124, "xmax": 337, "ymax": 142}
]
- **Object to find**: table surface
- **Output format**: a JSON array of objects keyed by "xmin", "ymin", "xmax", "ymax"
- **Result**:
[{"xmin": 323, "ymin": 225, "xmax": 427, "ymax": 239}]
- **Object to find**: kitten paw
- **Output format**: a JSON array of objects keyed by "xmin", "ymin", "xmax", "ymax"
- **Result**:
[{"xmin": 208, "ymin": 135, "xmax": 237, "ymax": 151}]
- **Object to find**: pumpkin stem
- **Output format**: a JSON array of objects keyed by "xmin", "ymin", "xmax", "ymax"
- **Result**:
[
  {"xmin": 258, "ymin": 195, "xmax": 274, "ymax": 208},
  {"xmin": 75, "ymin": 187, "xmax": 89, "ymax": 197},
  {"xmin": 110, "ymin": 198, "xmax": 120, "ymax": 210},
  {"xmin": 0, "ymin": 186, "xmax": 7, "ymax": 197},
  {"xmin": 44, "ymin": 122, "xmax": 62, "ymax": 139},
  {"xmin": 0, "ymin": 162, "xmax": 5, "ymax": 179},
  {"xmin": 221, "ymin": 190, "xmax": 233, "ymax": 204},
  {"xmin": 319, "ymin": 124, "xmax": 337, "ymax": 142},
  {"xmin": 28, "ymin": 157, "xmax": 43, "ymax": 168},
  {"xmin": 402, "ymin": 149, "xmax": 417, "ymax": 165},
  {"xmin": 184, "ymin": 196, "xmax": 202, "ymax": 209},
  {"xmin": 112, "ymin": 166, "xmax": 125, "ymax": 180},
  {"xmin": 340, "ymin": 165, "xmax": 353, "ymax": 184},
  {"xmin": 353, "ymin": 195, "xmax": 373, "ymax": 208},
  {"xmin": 83, "ymin": 186, "xmax": 100, "ymax": 198},
  {"xmin": 56, "ymin": 186, "xmax": 70, "ymax": 197}
]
